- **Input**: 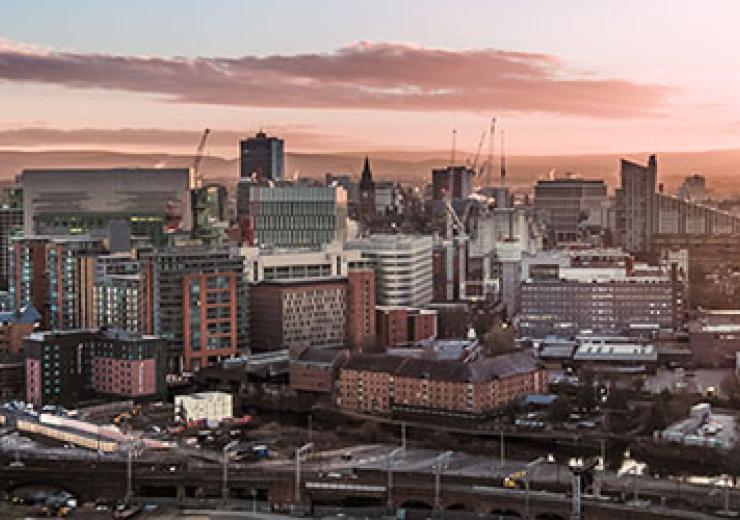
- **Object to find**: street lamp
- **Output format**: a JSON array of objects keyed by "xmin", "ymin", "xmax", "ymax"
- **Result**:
[
  {"xmin": 709, "ymin": 474, "xmax": 733, "ymax": 516},
  {"xmin": 222, "ymin": 440, "xmax": 239, "ymax": 503},
  {"xmin": 433, "ymin": 451, "xmax": 453, "ymax": 512},
  {"xmin": 524, "ymin": 457, "xmax": 546, "ymax": 520},
  {"xmin": 294, "ymin": 442, "xmax": 314, "ymax": 512},
  {"xmin": 125, "ymin": 439, "xmax": 144, "ymax": 504},
  {"xmin": 386, "ymin": 447, "xmax": 405, "ymax": 514}
]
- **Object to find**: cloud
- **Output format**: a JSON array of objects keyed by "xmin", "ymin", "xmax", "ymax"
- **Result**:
[
  {"xmin": 0, "ymin": 126, "xmax": 354, "ymax": 152},
  {"xmin": 0, "ymin": 39, "xmax": 671, "ymax": 118}
]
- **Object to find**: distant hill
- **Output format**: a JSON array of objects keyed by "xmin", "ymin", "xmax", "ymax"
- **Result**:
[{"xmin": 2, "ymin": 148, "xmax": 740, "ymax": 195}]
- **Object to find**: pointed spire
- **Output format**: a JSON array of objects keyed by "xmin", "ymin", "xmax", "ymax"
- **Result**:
[{"xmin": 360, "ymin": 155, "xmax": 373, "ymax": 186}]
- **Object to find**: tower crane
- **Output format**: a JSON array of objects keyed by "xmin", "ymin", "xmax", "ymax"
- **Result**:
[
  {"xmin": 470, "ymin": 129, "xmax": 487, "ymax": 175},
  {"xmin": 192, "ymin": 128, "xmax": 211, "ymax": 188}
]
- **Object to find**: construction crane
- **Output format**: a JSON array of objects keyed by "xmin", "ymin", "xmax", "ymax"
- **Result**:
[
  {"xmin": 192, "ymin": 128, "xmax": 211, "ymax": 188},
  {"xmin": 470, "ymin": 129, "xmax": 487, "ymax": 175}
]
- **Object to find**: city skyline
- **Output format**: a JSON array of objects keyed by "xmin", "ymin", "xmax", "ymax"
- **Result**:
[{"xmin": 1, "ymin": 1, "xmax": 740, "ymax": 156}]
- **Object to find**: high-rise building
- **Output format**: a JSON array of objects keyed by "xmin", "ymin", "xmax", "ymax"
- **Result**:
[
  {"xmin": 615, "ymin": 155, "xmax": 657, "ymax": 254},
  {"xmin": 431, "ymin": 166, "xmax": 474, "ymax": 201},
  {"xmin": 24, "ymin": 328, "xmax": 166, "ymax": 407},
  {"xmin": 139, "ymin": 245, "xmax": 248, "ymax": 372},
  {"xmin": 237, "ymin": 182, "xmax": 347, "ymax": 248},
  {"xmin": 615, "ymin": 156, "xmax": 740, "ymax": 254},
  {"xmin": 239, "ymin": 131, "xmax": 285, "ymax": 181},
  {"xmin": 19, "ymin": 168, "xmax": 192, "ymax": 242},
  {"xmin": 347, "ymin": 234, "xmax": 434, "ymax": 307},
  {"xmin": 9, "ymin": 235, "xmax": 106, "ymax": 329},
  {"xmin": 0, "ymin": 207, "xmax": 23, "ymax": 290},
  {"xmin": 534, "ymin": 178, "xmax": 608, "ymax": 243},
  {"xmin": 93, "ymin": 253, "xmax": 144, "ymax": 334}
]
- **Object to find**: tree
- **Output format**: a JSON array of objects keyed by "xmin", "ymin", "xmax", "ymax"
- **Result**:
[
  {"xmin": 721, "ymin": 373, "xmax": 740, "ymax": 407},
  {"xmin": 548, "ymin": 394, "xmax": 572, "ymax": 424},
  {"xmin": 575, "ymin": 368, "xmax": 597, "ymax": 411},
  {"xmin": 482, "ymin": 318, "xmax": 516, "ymax": 357}
]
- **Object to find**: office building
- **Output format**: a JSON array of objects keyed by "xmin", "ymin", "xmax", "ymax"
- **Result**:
[
  {"xmin": 374, "ymin": 181, "xmax": 398, "ymax": 216},
  {"xmin": 243, "ymin": 243, "xmax": 377, "ymax": 351},
  {"xmin": 249, "ymin": 278, "xmax": 347, "ymax": 354},
  {"xmin": 347, "ymin": 234, "xmax": 434, "ymax": 307},
  {"xmin": 237, "ymin": 182, "xmax": 347, "ymax": 248},
  {"xmin": 431, "ymin": 166, "xmax": 474, "ymax": 201},
  {"xmin": 242, "ymin": 241, "xmax": 361, "ymax": 282},
  {"xmin": 19, "ymin": 168, "xmax": 193, "ymax": 241},
  {"xmin": 519, "ymin": 254, "xmax": 686, "ymax": 338},
  {"xmin": 239, "ymin": 131, "xmax": 285, "ymax": 181},
  {"xmin": 25, "ymin": 328, "xmax": 166, "ymax": 408},
  {"xmin": 0, "ymin": 207, "xmax": 23, "ymax": 290},
  {"xmin": 534, "ymin": 178, "xmax": 608, "ymax": 243},
  {"xmin": 140, "ymin": 245, "xmax": 248, "ymax": 372}
]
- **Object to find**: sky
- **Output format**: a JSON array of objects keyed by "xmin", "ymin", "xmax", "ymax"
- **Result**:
[{"xmin": 0, "ymin": 0, "xmax": 739, "ymax": 156}]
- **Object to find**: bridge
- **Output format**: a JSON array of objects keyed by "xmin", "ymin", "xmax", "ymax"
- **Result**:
[{"xmin": 0, "ymin": 447, "xmax": 733, "ymax": 519}]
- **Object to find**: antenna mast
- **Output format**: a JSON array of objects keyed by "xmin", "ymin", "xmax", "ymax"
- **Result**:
[
  {"xmin": 450, "ymin": 128, "xmax": 457, "ymax": 166},
  {"xmin": 487, "ymin": 117, "xmax": 496, "ymax": 186},
  {"xmin": 500, "ymin": 129, "xmax": 507, "ymax": 188}
]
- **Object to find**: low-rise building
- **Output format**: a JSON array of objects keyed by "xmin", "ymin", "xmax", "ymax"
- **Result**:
[
  {"xmin": 572, "ymin": 339, "xmax": 658, "ymax": 374},
  {"xmin": 338, "ymin": 349, "xmax": 546, "ymax": 415},
  {"xmin": 0, "ymin": 355, "xmax": 24, "ymax": 399},
  {"xmin": 376, "ymin": 306, "xmax": 438, "ymax": 348},
  {"xmin": 24, "ymin": 328, "xmax": 166, "ymax": 408},
  {"xmin": 0, "ymin": 306, "xmax": 41, "ymax": 355},
  {"xmin": 174, "ymin": 391, "xmax": 233, "ymax": 424},
  {"xmin": 289, "ymin": 346, "xmax": 349, "ymax": 394}
]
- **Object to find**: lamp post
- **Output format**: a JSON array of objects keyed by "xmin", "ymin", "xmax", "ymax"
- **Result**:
[
  {"xmin": 125, "ymin": 440, "xmax": 144, "ymax": 504},
  {"xmin": 386, "ymin": 447, "xmax": 405, "ymax": 514},
  {"xmin": 709, "ymin": 474, "xmax": 733, "ymax": 516},
  {"xmin": 294, "ymin": 442, "xmax": 314, "ymax": 512},
  {"xmin": 433, "ymin": 451, "xmax": 453, "ymax": 513},
  {"xmin": 524, "ymin": 457, "xmax": 545, "ymax": 520},
  {"xmin": 222, "ymin": 440, "xmax": 239, "ymax": 504}
]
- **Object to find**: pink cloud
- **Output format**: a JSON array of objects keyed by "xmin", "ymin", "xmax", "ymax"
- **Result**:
[{"xmin": 0, "ymin": 39, "xmax": 671, "ymax": 118}]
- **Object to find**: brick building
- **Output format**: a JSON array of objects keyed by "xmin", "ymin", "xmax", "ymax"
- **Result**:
[
  {"xmin": 375, "ymin": 306, "xmax": 438, "ymax": 348},
  {"xmin": 250, "ymin": 279, "xmax": 347, "ymax": 354},
  {"xmin": 24, "ymin": 328, "xmax": 166, "ymax": 408},
  {"xmin": 289, "ymin": 346, "xmax": 349, "ymax": 394},
  {"xmin": 338, "ymin": 350, "xmax": 546, "ymax": 415}
]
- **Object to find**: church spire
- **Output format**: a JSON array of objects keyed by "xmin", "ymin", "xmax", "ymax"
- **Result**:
[{"xmin": 360, "ymin": 155, "xmax": 373, "ymax": 186}]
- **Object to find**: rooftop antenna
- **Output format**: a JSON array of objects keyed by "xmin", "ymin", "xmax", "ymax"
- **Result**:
[
  {"xmin": 487, "ymin": 117, "xmax": 496, "ymax": 186},
  {"xmin": 450, "ymin": 128, "xmax": 458, "ymax": 167}
]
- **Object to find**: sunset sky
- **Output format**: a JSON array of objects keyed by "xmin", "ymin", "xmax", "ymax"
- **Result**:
[{"xmin": 1, "ymin": 0, "xmax": 739, "ymax": 156}]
